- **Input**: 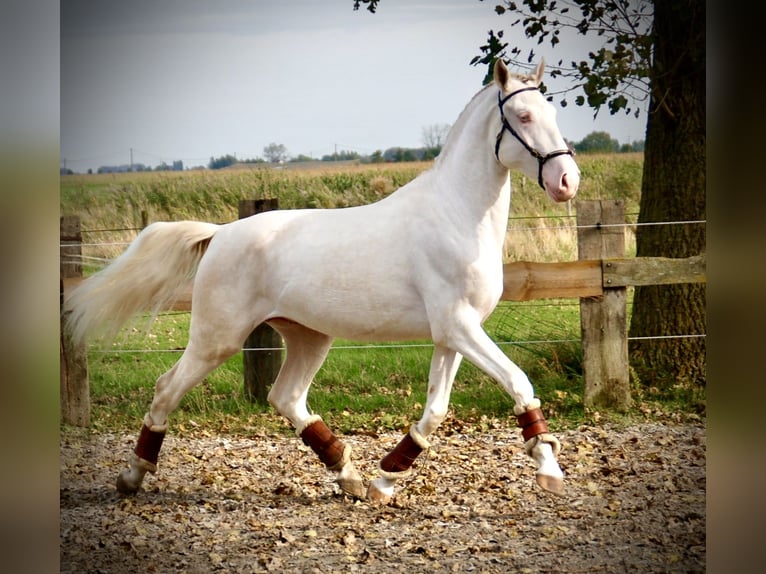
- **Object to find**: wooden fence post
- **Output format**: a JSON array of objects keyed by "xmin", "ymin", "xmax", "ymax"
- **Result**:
[
  {"xmin": 60, "ymin": 215, "xmax": 90, "ymax": 426},
  {"xmin": 238, "ymin": 199, "xmax": 283, "ymax": 404},
  {"xmin": 576, "ymin": 200, "xmax": 631, "ymax": 411}
]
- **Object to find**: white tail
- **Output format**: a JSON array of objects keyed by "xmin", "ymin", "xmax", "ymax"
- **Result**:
[{"xmin": 64, "ymin": 221, "xmax": 220, "ymax": 344}]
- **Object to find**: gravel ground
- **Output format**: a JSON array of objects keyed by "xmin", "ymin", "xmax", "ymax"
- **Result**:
[{"xmin": 61, "ymin": 420, "xmax": 705, "ymax": 573}]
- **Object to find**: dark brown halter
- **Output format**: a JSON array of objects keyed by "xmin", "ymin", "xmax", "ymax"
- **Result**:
[{"xmin": 494, "ymin": 88, "xmax": 573, "ymax": 189}]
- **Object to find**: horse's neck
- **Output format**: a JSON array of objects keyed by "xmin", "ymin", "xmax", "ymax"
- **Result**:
[{"xmin": 432, "ymin": 87, "xmax": 512, "ymax": 249}]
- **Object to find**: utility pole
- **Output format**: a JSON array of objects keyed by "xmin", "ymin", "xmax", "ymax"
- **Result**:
[{"xmin": 130, "ymin": 148, "xmax": 134, "ymax": 171}]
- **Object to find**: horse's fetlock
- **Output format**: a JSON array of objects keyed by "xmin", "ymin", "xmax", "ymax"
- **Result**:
[
  {"xmin": 129, "ymin": 452, "xmax": 157, "ymax": 474},
  {"xmin": 525, "ymin": 433, "xmax": 561, "ymax": 458},
  {"xmin": 515, "ymin": 399, "xmax": 551, "ymax": 442},
  {"xmin": 299, "ymin": 416, "xmax": 347, "ymax": 469},
  {"xmin": 134, "ymin": 418, "xmax": 167, "ymax": 466},
  {"xmin": 380, "ymin": 425, "xmax": 429, "ymax": 474}
]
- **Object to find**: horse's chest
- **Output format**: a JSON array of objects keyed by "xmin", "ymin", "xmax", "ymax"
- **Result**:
[{"xmin": 464, "ymin": 258, "xmax": 503, "ymax": 309}]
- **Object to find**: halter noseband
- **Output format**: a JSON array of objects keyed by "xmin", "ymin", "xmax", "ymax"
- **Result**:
[{"xmin": 494, "ymin": 87, "xmax": 573, "ymax": 189}]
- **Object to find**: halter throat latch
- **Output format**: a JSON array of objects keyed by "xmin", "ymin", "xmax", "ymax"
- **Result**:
[{"xmin": 494, "ymin": 88, "xmax": 573, "ymax": 189}]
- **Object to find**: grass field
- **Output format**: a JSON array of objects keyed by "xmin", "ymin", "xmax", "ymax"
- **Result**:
[{"xmin": 61, "ymin": 154, "xmax": 704, "ymax": 435}]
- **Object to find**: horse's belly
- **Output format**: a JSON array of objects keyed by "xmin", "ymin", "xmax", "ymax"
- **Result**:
[
  {"xmin": 320, "ymin": 313, "xmax": 432, "ymax": 342},
  {"xmin": 273, "ymin": 278, "xmax": 432, "ymax": 342}
]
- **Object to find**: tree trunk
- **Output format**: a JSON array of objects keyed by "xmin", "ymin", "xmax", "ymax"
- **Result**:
[{"xmin": 628, "ymin": 0, "xmax": 706, "ymax": 387}]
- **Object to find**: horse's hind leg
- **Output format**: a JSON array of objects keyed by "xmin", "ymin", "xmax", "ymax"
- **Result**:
[
  {"xmin": 116, "ymin": 340, "xmax": 242, "ymax": 494},
  {"xmin": 266, "ymin": 319, "xmax": 365, "ymax": 498}
]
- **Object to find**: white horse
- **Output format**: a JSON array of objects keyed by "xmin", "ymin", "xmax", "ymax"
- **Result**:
[{"xmin": 65, "ymin": 59, "xmax": 579, "ymax": 503}]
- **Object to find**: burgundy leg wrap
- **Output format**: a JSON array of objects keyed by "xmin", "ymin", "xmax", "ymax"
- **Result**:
[
  {"xmin": 516, "ymin": 408, "xmax": 550, "ymax": 442},
  {"xmin": 380, "ymin": 433, "xmax": 423, "ymax": 473},
  {"xmin": 134, "ymin": 424, "xmax": 166, "ymax": 465},
  {"xmin": 300, "ymin": 419, "xmax": 346, "ymax": 468}
]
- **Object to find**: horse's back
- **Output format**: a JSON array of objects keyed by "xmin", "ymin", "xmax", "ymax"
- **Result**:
[{"xmin": 194, "ymin": 195, "xmax": 434, "ymax": 341}]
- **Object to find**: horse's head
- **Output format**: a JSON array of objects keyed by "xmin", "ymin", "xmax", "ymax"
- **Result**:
[{"xmin": 493, "ymin": 59, "xmax": 579, "ymax": 203}]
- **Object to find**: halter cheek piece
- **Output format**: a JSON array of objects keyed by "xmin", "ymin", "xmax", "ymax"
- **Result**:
[{"xmin": 494, "ymin": 87, "xmax": 574, "ymax": 189}]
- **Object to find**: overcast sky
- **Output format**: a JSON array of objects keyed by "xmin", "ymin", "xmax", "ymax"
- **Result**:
[{"xmin": 61, "ymin": 0, "xmax": 647, "ymax": 173}]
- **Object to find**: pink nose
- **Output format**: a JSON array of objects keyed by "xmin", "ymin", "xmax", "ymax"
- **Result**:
[{"xmin": 554, "ymin": 170, "xmax": 579, "ymax": 202}]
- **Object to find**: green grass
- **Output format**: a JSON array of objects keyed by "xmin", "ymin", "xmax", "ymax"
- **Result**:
[
  {"xmin": 62, "ymin": 154, "xmax": 704, "ymax": 436},
  {"xmin": 83, "ymin": 295, "xmax": 701, "ymax": 437},
  {"xmin": 84, "ymin": 305, "xmax": 586, "ymax": 435}
]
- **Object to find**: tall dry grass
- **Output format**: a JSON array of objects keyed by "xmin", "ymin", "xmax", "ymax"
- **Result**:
[{"xmin": 61, "ymin": 154, "xmax": 642, "ymax": 269}]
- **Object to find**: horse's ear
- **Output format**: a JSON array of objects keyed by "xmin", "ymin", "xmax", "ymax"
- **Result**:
[
  {"xmin": 532, "ymin": 59, "xmax": 545, "ymax": 86},
  {"xmin": 493, "ymin": 59, "xmax": 510, "ymax": 90}
]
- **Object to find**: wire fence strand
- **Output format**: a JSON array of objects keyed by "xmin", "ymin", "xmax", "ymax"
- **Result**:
[
  {"xmin": 65, "ymin": 212, "xmax": 706, "ymax": 354},
  {"xmin": 90, "ymin": 333, "xmax": 705, "ymax": 355},
  {"xmin": 60, "ymin": 219, "xmax": 707, "ymax": 249}
]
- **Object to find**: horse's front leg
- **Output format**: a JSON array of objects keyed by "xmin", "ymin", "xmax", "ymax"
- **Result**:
[
  {"xmin": 514, "ymin": 398, "xmax": 563, "ymax": 493},
  {"xmin": 451, "ymin": 321, "xmax": 564, "ymax": 495},
  {"xmin": 367, "ymin": 345, "xmax": 462, "ymax": 504}
]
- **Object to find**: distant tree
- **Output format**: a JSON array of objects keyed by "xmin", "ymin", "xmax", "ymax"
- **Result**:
[
  {"xmin": 368, "ymin": 150, "xmax": 385, "ymax": 163},
  {"xmin": 263, "ymin": 143, "xmax": 288, "ymax": 163},
  {"xmin": 97, "ymin": 163, "xmax": 148, "ymax": 173},
  {"xmin": 321, "ymin": 150, "xmax": 360, "ymax": 162},
  {"xmin": 575, "ymin": 131, "xmax": 620, "ymax": 154},
  {"xmin": 208, "ymin": 154, "xmax": 237, "ymax": 170},
  {"xmin": 290, "ymin": 154, "xmax": 315, "ymax": 163},
  {"xmin": 421, "ymin": 123, "xmax": 451, "ymax": 159},
  {"xmin": 422, "ymin": 123, "xmax": 451, "ymax": 149},
  {"xmin": 383, "ymin": 147, "xmax": 421, "ymax": 162},
  {"xmin": 421, "ymin": 148, "xmax": 439, "ymax": 161},
  {"xmin": 382, "ymin": 148, "xmax": 400, "ymax": 162},
  {"xmin": 155, "ymin": 160, "xmax": 184, "ymax": 171}
]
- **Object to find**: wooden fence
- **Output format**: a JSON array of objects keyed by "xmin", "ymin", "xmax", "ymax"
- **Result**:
[{"xmin": 60, "ymin": 199, "xmax": 706, "ymax": 426}]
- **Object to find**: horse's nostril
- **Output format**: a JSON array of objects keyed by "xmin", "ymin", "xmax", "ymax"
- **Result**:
[{"xmin": 560, "ymin": 173, "xmax": 572, "ymax": 194}]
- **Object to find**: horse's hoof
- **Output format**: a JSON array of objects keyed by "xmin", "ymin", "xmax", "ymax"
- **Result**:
[
  {"xmin": 366, "ymin": 481, "xmax": 393, "ymax": 505},
  {"xmin": 335, "ymin": 461, "xmax": 366, "ymax": 499},
  {"xmin": 536, "ymin": 473, "xmax": 564, "ymax": 496},
  {"xmin": 116, "ymin": 471, "xmax": 140, "ymax": 495},
  {"xmin": 336, "ymin": 476, "xmax": 366, "ymax": 499}
]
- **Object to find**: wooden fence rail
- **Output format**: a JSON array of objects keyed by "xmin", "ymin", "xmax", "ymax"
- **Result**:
[
  {"xmin": 62, "ymin": 256, "xmax": 705, "ymax": 308},
  {"xmin": 60, "ymin": 200, "xmax": 706, "ymax": 424}
]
